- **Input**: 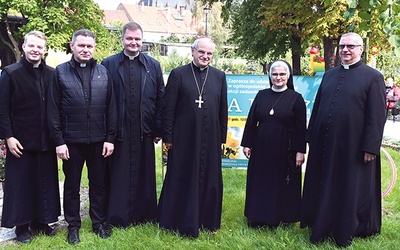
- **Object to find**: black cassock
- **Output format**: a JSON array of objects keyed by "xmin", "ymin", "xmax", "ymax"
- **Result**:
[
  {"xmin": 241, "ymin": 88, "xmax": 306, "ymax": 226},
  {"xmin": 300, "ymin": 61, "xmax": 386, "ymax": 247},
  {"xmin": 158, "ymin": 63, "xmax": 228, "ymax": 238},
  {"xmin": 107, "ymin": 58, "xmax": 157, "ymax": 227}
]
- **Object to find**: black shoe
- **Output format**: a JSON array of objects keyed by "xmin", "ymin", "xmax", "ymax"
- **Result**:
[
  {"xmin": 30, "ymin": 221, "xmax": 56, "ymax": 236},
  {"xmin": 67, "ymin": 229, "xmax": 80, "ymax": 244},
  {"xmin": 15, "ymin": 224, "xmax": 31, "ymax": 243},
  {"xmin": 92, "ymin": 224, "xmax": 110, "ymax": 239}
]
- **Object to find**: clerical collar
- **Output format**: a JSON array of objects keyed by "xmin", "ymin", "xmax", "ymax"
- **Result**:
[
  {"xmin": 124, "ymin": 51, "xmax": 139, "ymax": 60},
  {"xmin": 192, "ymin": 62, "xmax": 208, "ymax": 71},
  {"xmin": 73, "ymin": 57, "xmax": 93, "ymax": 68},
  {"xmin": 271, "ymin": 85, "xmax": 288, "ymax": 92},
  {"xmin": 33, "ymin": 63, "xmax": 40, "ymax": 68},
  {"xmin": 341, "ymin": 60, "xmax": 360, "ymax": 69}
]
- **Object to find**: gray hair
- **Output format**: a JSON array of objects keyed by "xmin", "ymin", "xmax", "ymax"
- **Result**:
[
  {"xmin": 192, "ymin": 37, "xmax": 215, "ymax": 50},
  {"xmin": 71, "ymin": 29, "xmax": 96, "ymax": 43},
  {"xmin": 340, "ymin": 32, "xmax": 364, "ymax": 46},
  {"xmin": 270, "ymin": 60, "xmax": 291, "ymax": 79}
]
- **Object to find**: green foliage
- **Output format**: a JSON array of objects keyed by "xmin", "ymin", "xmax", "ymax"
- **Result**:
[
  {"xmin": 376, "ymin": 49, "xmax": 400, "ymax": 78},
  {"xmin": 160, "ymin": 33, "xmax": 181, "ymax": 43},
  {"xmin": 0, "ymin": 0, "xmax": 121, "ymax": 64},
  {"xmin": 230, "ymin": 0, "xmax": 293, "ymax": 66},
  {"xmin": 181, "ymin": 35, "xmax": 197, "ymax": 44},
  {"xmin": 343, "ymin": 0, "xmax": 400, "ymax": 56},
  {"xmin": 151, "ymin": 50, "xmax": 191, "ymax": 73}
]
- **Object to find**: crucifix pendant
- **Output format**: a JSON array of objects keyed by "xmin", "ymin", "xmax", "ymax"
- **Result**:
[
  {"xmin": 286, "ymin": 175, "xmax": 290, "ymax": 185},
  {"xmin": 195, "ymin": 95, "xmax": 204, "ymax": 108}
]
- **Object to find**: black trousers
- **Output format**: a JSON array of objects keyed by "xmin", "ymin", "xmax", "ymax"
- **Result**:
[{"xmin": 62, "ymin": 142, "xmax": 107, "ymax": 230}]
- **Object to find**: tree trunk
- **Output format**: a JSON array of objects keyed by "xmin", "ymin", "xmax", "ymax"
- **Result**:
[
  {"xmin": 1, "ymin": 14, "xmax": 22, "ymax": 63},
  {"xmin": 291, "ymin": 34, "xmax": 301, "ymax": 75},
  {"xmin": 261, "ymin": 62, "xmax": 268, "ymax": 75},
  {"xmin": 323, "ymin": 36, "xmax": 339, "ymax": 71}
]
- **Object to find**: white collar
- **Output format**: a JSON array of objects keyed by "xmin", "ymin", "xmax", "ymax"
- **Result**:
[
  {"xmin": 124, "ymin": 51, "xmax": 139, "ymax": 60},
  {"xmin": 192, "ymin": 61, "xmax": 208, "ymax": 71},
  {"xmin": 271, "ymin": 85, "xmax": 288, "ymax": 92},
  {"xmin": 341, "ymin": 60, "xmax": 359, "ymax": 69}
]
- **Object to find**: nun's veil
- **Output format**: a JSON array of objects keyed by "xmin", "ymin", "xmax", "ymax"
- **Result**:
[{"xmin": 268, "ymin": 60, "xmax": 294, "ymax": 90}]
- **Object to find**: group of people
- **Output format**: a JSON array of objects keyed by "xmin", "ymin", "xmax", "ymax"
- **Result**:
[
  {"xmin": 0, "ymin": 22, "xmax": 227, "ymax": 245},
  {"xmin": 0, "ymin": 27, "xmax": 386, "ymax": 248},
  {"xmin": 241, "ymin": 32, "xmax": 386, "ymax": 247}
]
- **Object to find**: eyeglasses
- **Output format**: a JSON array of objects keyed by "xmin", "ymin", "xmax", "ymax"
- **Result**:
[
  {"xmin": 195, "ymin": 48, "xmax": 213, "ymax": 56},
  {"xmin": 271, "ymin": 73, "xmax": 287, "ymax": 77},
  {"xmin": 338, "ymin": 44, "xmax": 362, "ymax": 50}
]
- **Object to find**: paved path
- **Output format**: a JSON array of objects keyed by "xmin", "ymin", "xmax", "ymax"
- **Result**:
[{"xmin": 0, "ymin": 119, "xmax": 399, "ymax": 243}]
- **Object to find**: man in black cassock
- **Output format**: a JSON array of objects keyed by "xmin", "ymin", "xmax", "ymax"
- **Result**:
[
  {"xmin": 102, "ymin": 22, "xmax": 164, "ymax": 227},
  {"xmin": 300, "ymin": 32, "xmax": 386, "ymax": 247},
  {"xmin": 158, "ymin": 37, "xmax": 228, "ymax": 238},
  {"xmin": 0, "ymin": 31, "xmax": 60, "ymax": 243}
]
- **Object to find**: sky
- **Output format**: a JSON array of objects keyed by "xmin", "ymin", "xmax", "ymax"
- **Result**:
[{"xmin": 93, "ymin": 0, "xmax": 137, "ymax": 10}]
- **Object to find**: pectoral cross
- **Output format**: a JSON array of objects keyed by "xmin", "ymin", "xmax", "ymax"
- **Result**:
[
  {"xmin": 286, "ymin": 175, "xmax": 290, "ymax": 185},
  {"xmin": 195, "ymin": 95, "xmax": 204, "ymax": 108}
]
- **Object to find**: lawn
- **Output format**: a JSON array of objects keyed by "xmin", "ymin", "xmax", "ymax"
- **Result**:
[{"xmin": 3, "ymin": 146, "xmax": 400, "ymax": 250}]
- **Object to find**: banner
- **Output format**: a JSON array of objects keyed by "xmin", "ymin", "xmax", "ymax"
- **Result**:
[{"xmin": 221, "ymin": 74, "xmax": 322, "ymax": 168}]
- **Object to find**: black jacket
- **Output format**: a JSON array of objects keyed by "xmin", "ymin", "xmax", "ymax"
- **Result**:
[
  {"xmin": 0, "ymin": 57, "xmax": 54, "ymax": 151},
  {"xmin": 47, "ymin": 57, "xmax": 117, "ymax": 146},
  {"xmin": 102, "ymin": 51, "xmax": 164, "ymax": 141}
]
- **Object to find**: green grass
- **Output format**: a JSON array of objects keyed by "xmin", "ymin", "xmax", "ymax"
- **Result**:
[{"xmin": 4, "ymin": 146, "xmax": 400, "ymax": 249}]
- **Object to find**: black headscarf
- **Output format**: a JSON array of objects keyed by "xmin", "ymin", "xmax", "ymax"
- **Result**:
[{"xmin": 268, "ymin": 60, "xmax": 294, "ymax": 91}]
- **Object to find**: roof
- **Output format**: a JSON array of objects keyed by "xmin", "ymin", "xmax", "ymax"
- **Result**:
[{"xmin": 103, "ymin": 3, "xmax": 198, "ymax": 36}]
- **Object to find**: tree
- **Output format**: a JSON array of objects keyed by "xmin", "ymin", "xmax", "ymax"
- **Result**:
[
  {"xmin": 0, "ymin": 0, "xmax": 118, "ymax": 67},
  {"xmin": 206, "ymin": 0, "xmax": 400, "ymax": 73},
  {"xmin": 230, "ymin": 0, "xmax": 299, "ymax": 74},
  {"xmin": 344, "ymin": 0, "xmax": 400, "ymax": 56}
]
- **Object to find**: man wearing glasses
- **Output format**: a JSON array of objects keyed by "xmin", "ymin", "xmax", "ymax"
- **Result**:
[
  {"xmin": 158, "ymin": 36, "xmax": 228, "ymax": 238},
  {"xmin": 301, "ymin": 32, "xmax": 386, "ymax": 247}
]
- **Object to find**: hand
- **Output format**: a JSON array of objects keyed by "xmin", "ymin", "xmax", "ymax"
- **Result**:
[
  {"xmin": 364, "ymin": 152, "xmax": 376, "ymax": 163},
  {"xmin": 6, "ymin": 137, "xmax": 23, "ymax": 158},
  {"xmin": 153, "ymin": 137, "xmax": 162, "ymax": 143},
  {"xmin": 102, "ymin": 142, "xmax": 114, "ymax": 158},
  {"xmin": 164, "ymin": 142, "xmax": 173, "ymax": 150},
  {"xmin": 56, "ymin": 144, "xmax": 70, "ymax": 160},
  {"xmin": 296, "ymin": 152, "xmax": 305, "ymax": 167},
  {"xmin": 243, "ymin": 147, "xmax": 251, "ymax": 159}
]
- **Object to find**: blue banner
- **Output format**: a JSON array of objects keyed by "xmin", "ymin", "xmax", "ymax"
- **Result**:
[{"xmin": 222, "ymin": 74, "xmax": 322, "ymax": 168}]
